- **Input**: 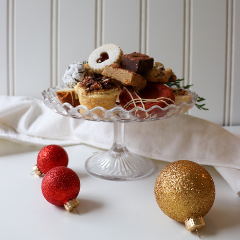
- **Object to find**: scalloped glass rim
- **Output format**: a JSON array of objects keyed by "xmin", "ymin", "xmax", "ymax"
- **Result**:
[{"xmin": 42, "ymin": 85, "xmax": 198, "ymax": 122}]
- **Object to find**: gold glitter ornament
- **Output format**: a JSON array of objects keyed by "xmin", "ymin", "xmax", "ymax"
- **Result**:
[{"xmin": 154, "ymin": 160, "xmax": 215, "ymax": 232}]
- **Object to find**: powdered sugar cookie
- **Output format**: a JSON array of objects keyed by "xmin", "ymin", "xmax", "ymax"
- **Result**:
[{"xmin": 62, "ymin": 62, "xmax": 85, "ymax": 87}]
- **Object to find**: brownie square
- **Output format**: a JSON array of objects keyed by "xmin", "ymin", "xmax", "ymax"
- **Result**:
[{"xmin": 120, "ymin": 52, "xmax": 154, "ymax": 74}]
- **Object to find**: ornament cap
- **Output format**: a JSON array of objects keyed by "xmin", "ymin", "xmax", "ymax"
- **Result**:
[
  {"xmin": 33, "ymin": 165, "xmax": 42, "ymax": 176},
  {"xmin": 64, "ymin": 198, "xmax": 79, "ymax": 212},
  {"xmin": 185, "ymin": 216, "xmax": 205, "ymax": 232}
]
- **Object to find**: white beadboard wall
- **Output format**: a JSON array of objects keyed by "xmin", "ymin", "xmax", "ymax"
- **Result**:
[{"xmin": 0, "ymin": 0, "xmax": 239, "ymax": 126}]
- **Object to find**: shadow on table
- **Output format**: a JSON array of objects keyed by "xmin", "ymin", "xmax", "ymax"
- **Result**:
[
  {"xmin": 196, "ymin": 202, "xmax": 240, "ymax": 237},
  {"xmin": 77, "ymin": 198, "xmax": 103, "ymax": 214}
]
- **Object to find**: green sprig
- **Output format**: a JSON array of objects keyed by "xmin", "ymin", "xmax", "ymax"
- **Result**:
[{"xmin": 164, "ymin": 78, "xmax": 209, "ymax": 110}]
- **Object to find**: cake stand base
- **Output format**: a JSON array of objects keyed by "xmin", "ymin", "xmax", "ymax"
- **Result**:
[{"xmin": 85, "ymin": 146, "xmax": 154, "ymax": 181}]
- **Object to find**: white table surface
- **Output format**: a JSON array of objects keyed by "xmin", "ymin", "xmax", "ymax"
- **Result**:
[{"xmin": 0, "ymin": 138, "xmax": 240, "ymax": 240}]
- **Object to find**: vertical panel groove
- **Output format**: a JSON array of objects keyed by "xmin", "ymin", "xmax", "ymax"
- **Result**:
[
  {"xmin": 51, "ymin": 0, "xmax": 58, "ymax": 87},
  {"xmin": 7, "ymin": 0, "xmax": 9, "ymax": 95},
  {"xmin": 100, "ymin": 0, "xmax": 103, "ymax": 45},
  {"xmin": 56, "ymin": 0, "xmax": 59, "ymax": 85},
  {"xmin": 187, "ymin": 0, "xmax": 192, "ymax": 116},
  {"xmin": 56, "ymin": 0, "xmax": 60, "ymax": 85},
  {"xmin": 95, "ymin": 0, "xmax": 97, "ymax": 48},
  {"xmin": 140, "ymin": 0, "xmax": 147, "ymax": 54},
  {"xmin": 139, "ymin": 0, "xmax": 142, "ymax": 53},
  {"xmin": 224, "ymin": 0, "xmax": 233, "ymax": 126},
  {"xmin": 145, "ymin": 0, "xmax": 149, "ymax": 55},
  {"xmin": 183, "ymin": 0, "xmax": 191, "ymax": 86},
  {"xmin": 96, "ymin": 0, "xmax": 102, "ymax": 47},
  {"xmin": 188, "ymin": 0, "xmax": 192, "ymax": 87},
  {"xmin": 7, "ymin": 0, "xmax": 15, "ymax": 96},
  {"xmin": 183, "ymin": 0, "xmax": 186, "ymax": 81},
  {"xmin": 230, "ymin": 0, "xmax": 236, "ymax": 125},
  {"xmin": 145, "ymin": 0, "xmax": 148, "ymax": 54}
]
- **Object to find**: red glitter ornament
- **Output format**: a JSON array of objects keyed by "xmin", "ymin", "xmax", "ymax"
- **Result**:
[
  {"xmin": 41, "ymin": 166, "xmax": 80, "ymax": 211},
  {"xmin": 33, "ymin": 145, "xmax": 68, "ymax": 176}
]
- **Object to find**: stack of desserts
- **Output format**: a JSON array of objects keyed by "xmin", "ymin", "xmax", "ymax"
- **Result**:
[{"xmin": 56, "ymin": 44, "xmax": 191, "ymax": 118}]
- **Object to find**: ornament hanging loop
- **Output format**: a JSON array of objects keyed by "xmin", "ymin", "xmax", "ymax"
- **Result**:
[{"xmin": 196, "ymin": 229, "xmax": 202, "ymax": 239}]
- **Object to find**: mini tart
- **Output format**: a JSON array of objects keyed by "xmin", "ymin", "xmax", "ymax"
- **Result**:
[
  {"xmin": 78, "ymin": 87, "xmax": 120, "ymax": 110},
  {"xmin": 75, "ymin": 76, "xmax": 120, "ymax": 117},
  {"xmin": 56, "ymin": 88, "xmax": 80, "ymax": 107}
]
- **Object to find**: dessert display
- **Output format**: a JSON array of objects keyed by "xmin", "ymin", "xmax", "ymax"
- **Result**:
[
  {"xmin": 55, "ymin": 43, "xmax": 196, "ymax": 119},
  {"xmin": 43, "ymin": 44, "xmax": 198, "ymax": 181}
]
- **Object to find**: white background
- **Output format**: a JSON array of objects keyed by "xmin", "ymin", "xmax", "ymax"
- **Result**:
[{"xmin": 0, "ymin": 0, "xmax": 239, "ymax": 126}]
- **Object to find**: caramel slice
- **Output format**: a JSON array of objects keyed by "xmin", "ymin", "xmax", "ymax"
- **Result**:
[{"xmin": 56, "ymin": 88, "xmax": 80, "ymax": 107}]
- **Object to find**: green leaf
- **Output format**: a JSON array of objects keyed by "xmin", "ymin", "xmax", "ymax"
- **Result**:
[{"xmin": 165, "ymin": 78, "xmax": 209, "ymax": 110}]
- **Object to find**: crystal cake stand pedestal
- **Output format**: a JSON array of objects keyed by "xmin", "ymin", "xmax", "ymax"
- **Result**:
[
  {"xmin": 42, "ymin": 86, "xmax": 198, "ymax": 181},
  {"xmin": 85, "ymin": 121, "xmax": 154, "ymax": 180}
]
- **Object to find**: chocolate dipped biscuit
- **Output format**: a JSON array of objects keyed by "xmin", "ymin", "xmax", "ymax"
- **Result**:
[{"xmin": 120, "ymin": 52, "xmax": 154, "ymax": 74}]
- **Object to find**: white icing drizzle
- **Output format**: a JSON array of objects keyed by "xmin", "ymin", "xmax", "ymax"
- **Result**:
[{"xmin": 123, "ymin": 87, "xmax": 175, "ymax": 110}]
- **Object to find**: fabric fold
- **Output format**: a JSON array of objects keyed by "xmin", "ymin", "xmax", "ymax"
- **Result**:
[{"xmin": 0, "ymin": 96, "xmax": 240, "ymax": 195}]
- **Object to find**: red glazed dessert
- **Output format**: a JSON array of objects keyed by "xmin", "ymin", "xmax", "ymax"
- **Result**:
[{"xmin": 119, "ymin": 82, "xmax": 175, "ymax": 119}]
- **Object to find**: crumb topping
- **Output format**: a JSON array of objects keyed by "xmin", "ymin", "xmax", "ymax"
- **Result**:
[{"xmin": 80, "ymin": 76, "xmax": 116, "ymax": 93}]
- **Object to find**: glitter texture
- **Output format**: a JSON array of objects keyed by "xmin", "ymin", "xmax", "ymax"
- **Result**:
[
  {"xmin": 154, "ymin": 160, "xmax": 215, "ymax": 223},
  {"xmin": 37, "ymin": 145, "xmax": 68, "ymax": 174},
  {"xmin": 41, "ymin": 166, "xmax": 80, "ymax": 206}
]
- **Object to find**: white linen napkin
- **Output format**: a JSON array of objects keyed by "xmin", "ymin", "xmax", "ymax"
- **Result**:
[{"xmin": 0, "ymin": 96, "xmax": 240, "ymax": 195}]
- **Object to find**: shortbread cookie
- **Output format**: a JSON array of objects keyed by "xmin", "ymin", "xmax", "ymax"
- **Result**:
[
  {"xmin": 144, "ymin": 62, "xmax": 176, "ymax": 83},
  {"xmin": 172, "ymin": 88, "xmax": 191, "ymax": 105},
  {"xmin": 56, "ymin": 88, "xmax": 80, "ymax": 107},
  {"xmin": 88, "ymin": 44, "xmax": 123, "ymax": 74},
  {"xmin": 102, "ymin": 63, "xmax": 147, "ymax": 92},
  {"xmin": 62, "ymin": 62, "xmax": 85, "ymax": 87},
  {"xmin": 120, "ymin": 52, "xmax": 154, "ymax": 74}
]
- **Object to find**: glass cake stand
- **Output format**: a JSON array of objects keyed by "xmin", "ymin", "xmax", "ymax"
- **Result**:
[{"xmin": 42, "ymin": 86, "xmax": 198, "ymax": 181}]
